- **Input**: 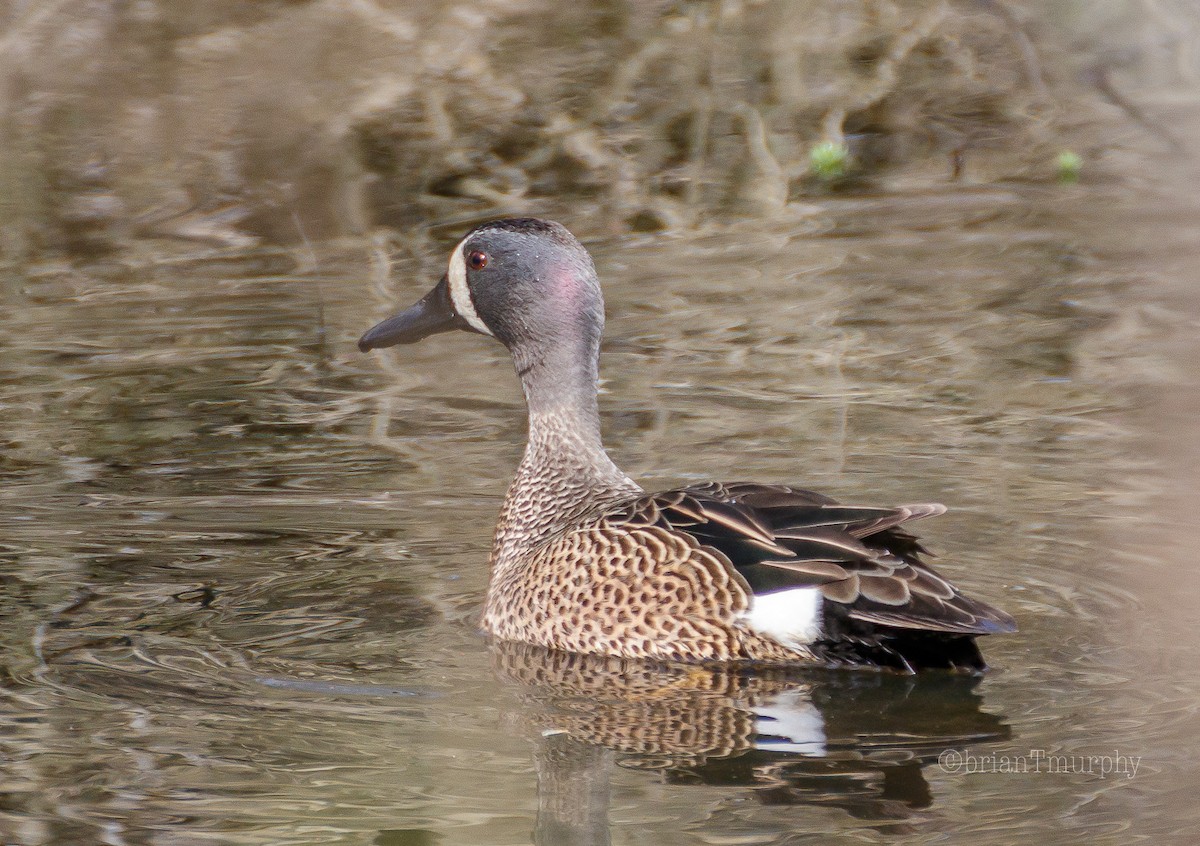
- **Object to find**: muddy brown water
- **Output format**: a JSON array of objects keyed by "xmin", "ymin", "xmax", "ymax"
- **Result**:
[{"xmin": 2, "ymin": 180, "xmax": 1199, "ymax": 844}]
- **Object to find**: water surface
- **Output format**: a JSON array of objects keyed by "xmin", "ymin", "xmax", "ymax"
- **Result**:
[{"xmin": 2, "ymin": 179, "xmax": 1199, "ymax": 844}]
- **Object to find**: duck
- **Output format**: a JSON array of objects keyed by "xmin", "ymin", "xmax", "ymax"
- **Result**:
[{"xmin": 359, "ymin": 218, "xmax": 1017, "ymax": 673}]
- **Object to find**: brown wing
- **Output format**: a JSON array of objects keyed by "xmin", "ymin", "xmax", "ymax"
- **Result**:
[{"xmin": 612, "ymin": 482, "xmax": 1017, "ymax": 638}]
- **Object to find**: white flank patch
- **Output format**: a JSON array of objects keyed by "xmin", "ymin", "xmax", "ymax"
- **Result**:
[
  {"xmin": 447, "ymin": 237, "xmax": 492, "ymax": 335},
  {"xmin": 742, "ymin": 588, "xmax": 823, "ymax": 649}
]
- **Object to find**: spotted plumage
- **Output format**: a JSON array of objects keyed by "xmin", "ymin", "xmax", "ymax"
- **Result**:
[{"xmin": 360, "ymin": 218, "xmax": 1017, "ymax": 673}]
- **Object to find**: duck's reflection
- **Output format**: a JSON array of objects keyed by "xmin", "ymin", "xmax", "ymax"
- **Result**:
[{"xmin": 493, "ymin": 643, "xmax": 1010, "ymax": 841}]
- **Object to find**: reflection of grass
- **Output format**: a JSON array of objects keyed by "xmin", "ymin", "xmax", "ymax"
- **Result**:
[{"xmin": 809, "ymin": 141, "xmax": 850, "ymax": 181}]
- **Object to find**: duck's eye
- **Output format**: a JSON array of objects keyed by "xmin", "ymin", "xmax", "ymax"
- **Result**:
[{"xmin": 468, "ymin": 250, "xmax": 489, "ymax": 270}]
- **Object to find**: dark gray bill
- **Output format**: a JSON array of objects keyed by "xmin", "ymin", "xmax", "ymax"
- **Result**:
[{"xmin": 358, "ymin": 276, "xmax": 465, "ymax": 352}]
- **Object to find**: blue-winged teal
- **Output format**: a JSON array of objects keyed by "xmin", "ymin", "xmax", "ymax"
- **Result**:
[{"xmin": 359, "ymin": 218, "xmax": 1017, "ymax": 672}]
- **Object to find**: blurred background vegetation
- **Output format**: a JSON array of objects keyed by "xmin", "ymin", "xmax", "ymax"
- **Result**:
[{"xmin": 0, "ymin": 0, "xmax": 1193, "ymax": 258}]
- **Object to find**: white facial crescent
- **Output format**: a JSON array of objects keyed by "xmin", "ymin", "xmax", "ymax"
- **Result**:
[{"xmin": 447, "ymin": 237, "xmax": 493, "ymax": 336}]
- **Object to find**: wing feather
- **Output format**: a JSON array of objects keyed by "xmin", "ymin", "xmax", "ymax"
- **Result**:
[{"xmin": 602, "ymin": 483, "xmax": 1016, "ymax": 640}]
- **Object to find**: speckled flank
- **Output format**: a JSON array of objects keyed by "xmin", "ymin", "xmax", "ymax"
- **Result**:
[{"xmin": 486, "ymin": 521, "xmax": 808, "ymax": 663}]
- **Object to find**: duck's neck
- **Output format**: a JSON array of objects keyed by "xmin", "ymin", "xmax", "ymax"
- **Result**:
[{"xmin": 489, "ymin": 348, "xmax": 641, "ymax": 573}]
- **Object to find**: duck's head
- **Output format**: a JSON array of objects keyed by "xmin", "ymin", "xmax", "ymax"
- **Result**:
[{"xmin": 358, "ymin": 219, "xmax": 604, "ymax": 369}]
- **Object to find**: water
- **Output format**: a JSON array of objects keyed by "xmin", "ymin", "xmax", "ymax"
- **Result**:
[{"xmin": 3, "ymin": 178, "xmax": 1199, "ymax": 844}]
